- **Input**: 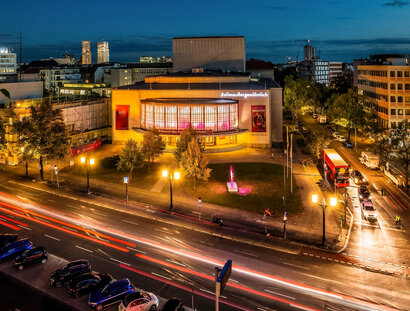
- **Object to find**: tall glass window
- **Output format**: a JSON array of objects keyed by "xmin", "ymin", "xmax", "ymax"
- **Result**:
[
  {"xmin": 165, "ymin": 106, "xmax": 177, "ymax": 129},
  {"xmin": 191, "ymin": 106, "xmax": 204, "ymax": 130},
  {"xmin": 178, "ymin": 106, "xmax": 190, "ymax": 129},
  {"xmin": 155, "ymin": 105, "xmax": 165, "ymax": 129},
  {"xmin": 205, "ymin": 106, "xmax": 217, "ymax": 131},
  {"xmin": 218, "ymin": 105, "xmax": 229, "ymax": 130},
  {"xmin": 141, "ymin": 104, "xmax": 146, "ymax": 128},
  {"xmin": 145, "ymin": 104, "xmax": 154, "ymax": 129},
  {"xmin": 229, "ymin": 104, "xmax": 238, "ymax": 129}
]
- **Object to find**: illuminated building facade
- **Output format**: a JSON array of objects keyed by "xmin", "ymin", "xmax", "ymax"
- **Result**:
[
  {"xmin": 97, "ymin": 42, "xmax": 109, "ymax": 64},
  {"xmin": 82, "ymin": 41, "xmax": 92, "ymax": 65},
  {"xmin": 0, "ymin": 48, "xmax": 17, "ymax": 82},
  {"xmin": 357, "ymin": 54, "xmax": 410, "ymax": 128},
  {"xmin": 112, "ymin": 72, "xmax": 283, "ymax": 148}
]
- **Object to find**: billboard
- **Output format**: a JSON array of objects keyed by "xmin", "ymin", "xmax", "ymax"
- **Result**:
[
  {"xmin": 251, "ymin": 105, "xmax": 266, "ymax": 132},
  {"xmin": 116, "ymin": 105, "xmax": 129, "ymax": 130}
]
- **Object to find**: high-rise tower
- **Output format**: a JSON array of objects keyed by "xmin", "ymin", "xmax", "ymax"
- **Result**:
[
  {"xmin": 97, "ymin": 42, "xmax": 109, "ymax": 64},
  {"xmin": 82, "ymin": 41, "xmax": 92, "ymax": 65}
]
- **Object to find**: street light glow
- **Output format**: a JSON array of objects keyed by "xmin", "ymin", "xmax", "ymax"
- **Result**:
[
  {"xmin": 80, "ymin": 157, "xmax": 86, "ymax": 164},
  {"xmin": 90, "ymin": 158, "xmax": 95, "ymax": 165},
  {"xmin": 312, "ymin": 194, "xmax": 318, "ymax": 204},
  {"xmin": 174, "ymin": 171, "xmax": 180, "ymax": 180},
  {"xmin": 162, "ymin": 169, "xmax": 168, "ymax": 178},
  {"xmin": 330, "ymin": 197, "xmax": 337, "ymax": 206}
]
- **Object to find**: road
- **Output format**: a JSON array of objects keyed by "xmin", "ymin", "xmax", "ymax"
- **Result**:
[{"xmin": 0, "ymin": 175, "xmax": 408, "ymax": 311}]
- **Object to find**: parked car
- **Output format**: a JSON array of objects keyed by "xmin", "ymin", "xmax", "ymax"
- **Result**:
[
  {"xmin": 118, "ymin": 291, "xmax": 159, "ymax": 311},
  {"xmin": 88, "ymin": 279, "xmax": 135, "ymax": 310},
  {"xmin": 361, "ymin": 201, "xmax": 378, "ymax": 221},
  {"xmin": 14, "ymin": 246, "xmax": 47, "ymax": 270},
  {"xmin": 0, "ymin": 234, "xmax": 18, "ymax": 249},
  {"xmin": 344, "ymin": 141, "xmax": 353, "ymax": 148},
  {"xmin": 358, "ymin": 185, "xmax": 371, "ymax": 201},
  {"xmin": 67, "ymin": 272, "xmax": 112, "ymax": 298},
  {"xmin": 0, "ymin": 239, "xmax": 33, "ymax": 262},
  {"xmin": 162, "ymin": 299, "xmax": 185, "ymax": 311},
  {"xmin": 337, "ymin": 135, "xmax": 347, "ymax": 143},
  {"xmin": 351, "ymin": 170, "xmax": 367, "ymax": 185},
  {"xmin": 49, "ymin": 259, "xmax": 91, "ymax": 287},
  {"xmin": 332, "ymin": 131, "xmax": 340, "ymax": 138}
]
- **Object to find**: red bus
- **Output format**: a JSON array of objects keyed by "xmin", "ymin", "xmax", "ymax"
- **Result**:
[{"xmin": 322, "ymin": 149, "xmax": 350, "ymax": 188}]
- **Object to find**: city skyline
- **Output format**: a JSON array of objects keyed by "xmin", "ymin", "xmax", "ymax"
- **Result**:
[{"xmin": 1, "ymin": 0, "xmax": 410, "ymax": 63}]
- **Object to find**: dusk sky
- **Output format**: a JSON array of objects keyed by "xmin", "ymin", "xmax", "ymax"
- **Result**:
[{"xmin": 2, "ymin": 0, "xmax": 410, "ymax": 63}]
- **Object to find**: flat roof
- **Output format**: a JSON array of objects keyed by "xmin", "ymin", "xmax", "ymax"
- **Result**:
[
  {"xmin": 324, "ymin": 149, "xmax": 348, "ymax": 166},
  {"xmin": 116, "ymin": 81, "xmax": 279, "ymax": 90},
  {"xmin": 141, "ymin": 98, "xmax": 238, "ymax": 105},
  {"xmin": 173, "ymin": 36, "xmax": 244, "ymax": 39}
]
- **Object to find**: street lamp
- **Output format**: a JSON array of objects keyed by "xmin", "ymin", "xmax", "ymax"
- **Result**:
[
  {"xmin": 312, "ymin": 194, "xmax": 337, "ymax": 247},
  {"xmin": 81, "ymin": 156, "xmax": 95, "ymax": 194},
  {"xmin": 162, "ymin": 169, "xmax": 180, "ymax": 212}
]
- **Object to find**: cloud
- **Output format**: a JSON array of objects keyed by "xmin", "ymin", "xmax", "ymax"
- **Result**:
[{"xmin": 384, "ymin": 0, "xmax": 409, "ymax": 7}]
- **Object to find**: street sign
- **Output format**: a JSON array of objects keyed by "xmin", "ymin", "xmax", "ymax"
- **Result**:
[
  {"xmin": 216, "ymin": 259, "xmax": 232, "ymax": 297},
  {"xmin": 124, "ymin": 177, "xmax": 129, "ymax": 184},
  {"xmin": 283, "ymin": 211, "xmax": 287, "ymax": 221},
  {"xmin": 198, "ymin": 197, "xmax": 201, "ymax": 207}
]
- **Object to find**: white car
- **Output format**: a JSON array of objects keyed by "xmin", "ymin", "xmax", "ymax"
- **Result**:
[
  {"xmin": 361, "ymin": 201, "xmax": 377, "ymax": 221},
  {"xmin": 118, "ymin": 291, "xmax": 159, "ymax": 311},
  {"xmin": 332, "ymin": 132, "xmax": 340, "ymax": 138},
  {"xmin": 337, "ymin": 135, "xmax": 347, "ymax": 142}
]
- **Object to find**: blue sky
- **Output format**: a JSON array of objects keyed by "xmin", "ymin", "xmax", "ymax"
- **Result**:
[{"xmin": 1, "ymin": 0, "xmax": 410, "ymax": 63}]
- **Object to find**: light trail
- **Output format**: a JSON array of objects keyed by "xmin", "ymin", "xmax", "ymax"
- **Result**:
[
  {"xmin": 0, "ymin": 219, "xmax": 20, "ymax": 230},
  {"xmin": 0, "ymin": 214, "xmax": 28, "ymax": 226}
]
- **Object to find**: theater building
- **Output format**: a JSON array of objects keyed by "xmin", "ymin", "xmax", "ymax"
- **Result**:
[{"xmin": 111, "ymin": 72, "xmax": 282, "ymax": 148}]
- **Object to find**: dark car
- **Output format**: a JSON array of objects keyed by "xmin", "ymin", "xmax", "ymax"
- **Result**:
[
  {"xmin": 344, "ymin": 141, "xmax": 353, "ymax": 148},
  {"xmin": 358, "ymin": 185, "xmax": 371, "ymax": 201},
  {"xmin": 351, "ymin": 170, "xmax": 367, "ymax": 185},
  {"xmin": 67, "ymin": 272, "xmax": 112, "ymax": 298},
  {"xmin": 0, "ymin": 234, "xmax": 18, "ymax": 249},
  {"xmin": 49, "ymin": 260, "xmax": 91, "ymax": 287},
  {"xmin": 88, "ymin": 279, "xmax": 135, "ymax": 310},
  {"xmin": 162, "ymin": 298, "xmax": 185, "ymax": 311},
  {"xmin": 14, "ymin": 246, "xmax": 47, "ymax": 270},
  {"xmin": 0, "ymin": 239, "xmax": 33, "ymax": 262}
]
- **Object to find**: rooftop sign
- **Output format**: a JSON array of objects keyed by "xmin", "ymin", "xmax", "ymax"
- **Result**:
[{"xmin": 221, "ymin": 92, "xmax": 268, "ymax": 99}]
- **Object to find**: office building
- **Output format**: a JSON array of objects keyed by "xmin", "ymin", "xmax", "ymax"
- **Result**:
[
  {"xmin": 111, "ymin": 71, "xmax": 282, "ymax": 148},
  {"xmin": 0, "ymin": 48, "xmax": 17, "ymax": 82},
  {"xmin": 82, "ymin": 41, "xmax": 92, "ymax": 65},
  {"xmin": 297, "ymin": 59, "xmax": 329, "ymax": 85},
  {"xmin": 304, "ymin": 44, "xmax": 315, "ymax": 61},
  {"xmin": 173, "ymin": 36, "xmax": 245, "ymax": 72},
  {"xmin": 329, "ymin": 62, "xmax": 343, "ymax": 82},
  {"xmin": 97, "ymin": 42, "xmax": 109, "ymax": 64},
  {"xmin": 139, "ymin": 56, "xmax": 172, "ymax": 63},
  {"xmin": 39, "ymin": 66, "xmax": 82, "ymax": 94},
  {"xmin": 357, "ymin": 54, "xmax": 410, "ymax": 129}
]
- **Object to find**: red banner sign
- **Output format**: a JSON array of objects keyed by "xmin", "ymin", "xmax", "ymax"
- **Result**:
[
  {"xmin": 251, "ymin": 105, "xmax": 266, "ymax": 132},
  {"xmin": 116, "ymin": 105, "xmax": 129, "ymax": 130}
]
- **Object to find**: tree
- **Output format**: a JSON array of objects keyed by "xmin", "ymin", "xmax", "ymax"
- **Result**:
[
  {"xmin": 19, "ymin": 146, "xmax": 35, "ymax": 178},
  {"xmin": 384, "ymin": 120, "xmax": 410, "ymax": 193},
  {"xmin": 0, "ymin": 117, "xmax": 5, "ymax": 149},
  {"xmin": 141, "ymin": 130, "xmax": 165, "ymax": 166},
  {"xmin": 174, "ymin": 126, "xmax": 202, "ymax": 166},
  {"xmin": 0, "ymin": 88, "xmax": 11, "ymax": 108},
  {"xmin": 304, "ymin": 130, "xmax": 325, "ymax": 160},
  {"xmin": 116, "ymin": 139, "xmax": 144, "ymax": 179},
  {"xmin": 180, "ymin": 138, "xmax": 212, "ymax": 189},
  {"xmin": 330, "ymin": 71, "xmax": 353, "ymax": 94},
  {"xmin": 13, "ymin": 100, "xmax": 69, "ymax": 181}
]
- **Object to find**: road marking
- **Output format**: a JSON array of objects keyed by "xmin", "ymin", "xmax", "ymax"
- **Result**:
[
  {"xmin": 44, "ymin": 234, "xmax": 60, "ymax": 241},
  {"xmin": 199, "ymin": 288, "xmax": 227, "ymax": 298},
  {"xmin": 264, "ymin": 289, "xmax": 295, "ymax": 300},
  {"xmin": 301, "ymin": 273, "xmax": 343, "ymax": 285},
  {"xmin": 166, "ymin": 259, "xmax": 186, "ymax": 267},
  {"xmin": 47, "ymin": 199, "xmax": 55, "ymax": 203},
  {"xmin": 257, "ymin": 308, "xmax": 271, "ymax": 311},
  {"xmin": 67, "ymin": 204, "xmax": 80, "ymax": 210},
  {"xmin": 110, "ymin": 257, "xmax": 131, "ymax": 266},
  {"xmin": 155, "ymin": 228, "xmax": 173, "ymax": 235},
  {"xmin": 127, "ymin": 247, "xmax": 146, "ymax": 254},
  {"xmin": 18, "ymin": 225, "xmax": 31, "ymax": 230},
  {"xmin": 281, "ymin": 262, "xmax": 309, "ymax": 270},
  {"xmin": 151, "ymin": 272, "xmax": 171, "ymax": 280},
  {"xmin": 121, "ymin": 219, "xmax": 139, "ymax": 226},
  {"xmin": 75, "ymin": 245, "xmax": 93, "ymax": 253},
  {"xmin": 92, "ymin": 211, "xmax": 107, "ymax": 217},
  {"xmin": 33, "ymin": 216, "xmax": 49, "ymax": 223},
  {"xmin": 234, "ymin": 250, "xmax": 258, "ymax": 257},
  {"xmin": 62, "ymin": 226, "xmax": 77, "ymax": 232},
  {"xmin": 97, "ymin": 248, "xmax": 110, "ymax": 257}
]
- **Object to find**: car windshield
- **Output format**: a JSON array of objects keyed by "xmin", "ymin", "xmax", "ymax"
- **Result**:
[{"xmin": 364, "ymin": 205, "xmax": 375, "ymax": 211}]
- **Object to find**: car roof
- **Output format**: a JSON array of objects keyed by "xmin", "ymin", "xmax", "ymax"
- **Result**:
[
  {"xmin": 65, "ymin": 259, "xmax": 89, "ymax": 268},
  {"xmin": 363, "ymin": 201, "xmax": 373, "ymax": 206},
  {"xmin": 27, "ymin": 246, "xmax": 45, "ymax": 253},
  {"xmin": 110, "ymin": 279, "xmax": 130, "ymax": 287},
  {"xmin": 71, "ymin": 272, "xmax": 99, "ymax": 282}
]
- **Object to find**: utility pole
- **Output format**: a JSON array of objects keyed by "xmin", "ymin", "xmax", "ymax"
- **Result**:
[
  {"xmin": 19, "ymin": 32, "xmax": 22, "ymax": 82},
  {"xmin": 290, "ymin": 133, "xmax": 293, "ymax": 193}
]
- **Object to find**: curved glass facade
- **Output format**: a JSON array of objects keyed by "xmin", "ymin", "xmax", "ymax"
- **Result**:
[{"xmin": 140, "ymin": 98, "xmax": 239, "ymax": 133}]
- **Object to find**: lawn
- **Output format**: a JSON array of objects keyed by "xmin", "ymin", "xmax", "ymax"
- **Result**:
[{"xmin": 173, "ymin": 162, "xmax": 303, "ymax": 215}]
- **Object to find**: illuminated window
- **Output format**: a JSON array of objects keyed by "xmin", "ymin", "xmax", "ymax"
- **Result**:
[
  {"xmin": 229, "ymin": 104, "xmax": 238, "ymax": 129},
  {"xmin": 154, "ymin": 105, "xmax": 165, "ymax": 129},
  {"xmin": 165, "ymin": 106, "xmax": 177, "ymax": 129},
  {"xmin": 146, "ymin": 104, "xmax": 154, "ymax": 129},
  {"xmin": 141, "ymin": 104, "xmax": 146, "ymax": 127},
  {"xmin": 178, "ymin": 106, "xmax": 190, "ymax": 129},
  {"xmin": 205, "ymin": 106, "xmax": 217, "ymax": 131},
  {"xmin": 218, "ymin": 105, "xmax": 229, "ymax": 130},
  {"xmin": 191, "ymin": 106, "xmax": 204, "ymax": 130}
]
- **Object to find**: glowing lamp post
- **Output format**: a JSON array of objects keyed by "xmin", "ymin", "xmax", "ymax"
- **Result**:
[
  {"xmin": 312, "ymin": 194, "xmax": 337, "ymax": 247},
  {"xmin": 162, "ymin": 169, "xmax": 180, "ymax": 212},
  {"xmin": 226, "ymin": 165, "xmax": 238, "ymax": 192},
  {"xmin": 81, "ymin": 156, "xmax": 95, "ymax": 194}
]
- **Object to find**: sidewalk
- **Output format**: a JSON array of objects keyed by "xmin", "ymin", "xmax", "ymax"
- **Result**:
[{"xmin": 1, "ymin": 145, "xmax": 348, "ymax": 252}]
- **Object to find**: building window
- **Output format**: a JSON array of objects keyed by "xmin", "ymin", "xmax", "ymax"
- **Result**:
[
  {"xmin": 405, "ymin": 71, "xmax": 410, "ymax": 78},
  {"xmin": 165, "ymin": 106, "xmax": 177, "ymax": 129},
  {"xmin": 217, "ymin": 105, "xmax": 229, "ymax": 130},
  {"xmin": 398, "ymin": 84, "xmax": 403, "ymax": 90},
  {"xmin": 406, "ymin": 84, "xmax": 410, "ymax": 90},
  {"xmin": 390, "ymin": 71, "xmax": 395, "ymax": 77},
  {"xmin": 391, "ymin": 122, "xmax": 397, "ymax": 129},
  {"xmin": 191, "ymin": 106, "xmax": 204, "ymax": 130},
  {"xmin": 398, "ymin": 96, "xmax": 403, "ymax": 103},
  {"xmin": 390, "ymin": 96, "xmax": 396, "ymax": 103},
  {"xmin": 205, "ymin": 106, "xmax": 217, "ymax": 131},
  {"xmin": 398, "ymin": 71, "xmax": 403, "ymax": 78},
  {"xmin": 391, "ymin": 109, "xmax": 396, "ymax": 115},
  {"xmin": 178, "ymin": 106, "xmax": 190, "ymax": 129},
  {"xmin": 390, "ymin": 84, "xmax": 395, "ymax": 90},
  {"xmin": 145, "ymin": 104, "xmax": 154, "ymax": 129},
  {"xmin": 229, "ymin": 104, "xmax": 238, "ymax": 130},
  {"xmin": 398, "ymin": 109, "xmax": 403, "ymax": 115},
  {"xmin": 406, "ymin": 109, "xmax": 410, "ymax": 116},
  {"xmin": 141, "ymin": 104, "xmax": 145, "ymax": 127},
  {"xmin": 154, "ymin": 105, "xmax": 165, "ymax": 129}
]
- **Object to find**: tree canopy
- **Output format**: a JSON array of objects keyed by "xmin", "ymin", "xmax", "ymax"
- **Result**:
[
  {"xmin": 13, "ymin": 100, "xmax": 69, "ymax": 180},
  {"xmin": 141, "ymin": 130, "xmax": 165, "ymax": 165},
  {"xmin": 0, "ymin": 117, "xmax": 5, "ymax": 149},
  {"xmin": 117, "ymin": 139, "xmax": 144, "ymax": 178},
  {"xmin": 174, "ymin": 127, "xmax": 202, "ymax": 166}
]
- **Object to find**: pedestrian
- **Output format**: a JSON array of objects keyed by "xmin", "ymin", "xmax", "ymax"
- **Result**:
[{"xmin": 395, "ymin": 215, "xmax": 401, "ymax": 228}]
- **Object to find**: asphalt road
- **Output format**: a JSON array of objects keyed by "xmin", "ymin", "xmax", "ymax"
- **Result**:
[{"xmin": 0, "ymin": 175, "xmax": 408, "ymax": 311}]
